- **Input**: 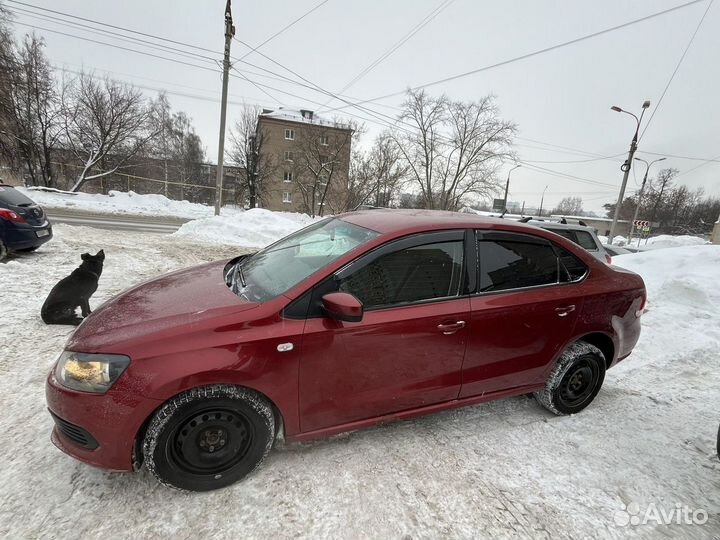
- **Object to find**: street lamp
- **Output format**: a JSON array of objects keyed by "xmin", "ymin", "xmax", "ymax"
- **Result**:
[
  {"xmin": 502, "ymin": 164, "xmax": 521, "ymax": 212},
  {"xmin": 629, "ymin": 156, "xmax": 666, "ymax": 245},
  {"xmin": 608, "ymin": 100, "xmax": 651, "ymax": 242},
  {"xmin": 537, "ymin": 185, "xmax": 549, "ymax": 217}
]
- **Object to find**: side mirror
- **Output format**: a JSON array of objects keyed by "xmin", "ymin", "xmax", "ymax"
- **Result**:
[{"xmin": 321, "ymin": 292, "xmax": 363, "ymax": 322}]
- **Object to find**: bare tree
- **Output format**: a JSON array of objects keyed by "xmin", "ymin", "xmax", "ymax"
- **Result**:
[
  {"xmin": 648, "ymin": 168, "xmax": 678, "ymax": 224},
  {"xmin": 62, "ymin": 73, "xmax": 157, "ymax": 192},
  {"xmin": 294, "ymin": 121, "xmax": 354, "ymax": 216},
  {"xmin": 229, "ymin": 105, "xmax": 276, "ymax": 208},
  {"xmin": 552, "ymin": 196, "xmax": 583, "ymax": 216},
  {"xmin": 392, "ymin": 89, "xmax": 515, "ymax": 210}
]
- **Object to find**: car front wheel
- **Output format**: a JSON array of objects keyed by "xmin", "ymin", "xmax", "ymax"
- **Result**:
[
  {"xmin": 143, "ymin": 385, "xmax": 275, "ymax": 491},
  {"xmin": 535, "ymin": 341, "xmax": 606, "ymax": 415}
]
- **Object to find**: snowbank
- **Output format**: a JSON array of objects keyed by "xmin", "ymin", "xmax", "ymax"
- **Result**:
[
  {"xmin": 173, "ymin": 208, "xmax": 318, "ymax": 248},
  {"xmin": 612, "ymin": 245, "xmax": 720, "ymax": 368},
  {"xmin": 641, "ymin": 234, "xmax": 708, "ymax": 249},
  {"xmin": 18, "ymin": 187, "xmax": 238, "ymax": 220}
]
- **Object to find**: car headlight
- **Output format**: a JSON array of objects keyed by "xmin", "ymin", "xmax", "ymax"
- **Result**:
[{"xmin": 55, "ymin": 351, "xmax": 131, "ymax": 394}]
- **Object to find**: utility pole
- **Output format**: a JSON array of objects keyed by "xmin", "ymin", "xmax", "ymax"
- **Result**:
[
  {"xmin": 502, "ymin": 164, "xmax": 521, "ymax": 212},
  {"xmin": 628, "ymin": 156, "xmax": 665, "ymax": 243},
  {"xmin": 214, "ymin": 0, "xmax": 235, "ymax": 216},
  {"xmin": 608, "ymin": 100, "xmax": 650, "ymax": 242},
  {"xmin": 537, "ymin": 185, "xmax": 548, "ymax": 217}
]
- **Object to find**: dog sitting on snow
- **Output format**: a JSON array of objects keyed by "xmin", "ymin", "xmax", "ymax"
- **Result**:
[{"xmin": 41, "ymin": 250, "xmax": 105, "ymax": 326}]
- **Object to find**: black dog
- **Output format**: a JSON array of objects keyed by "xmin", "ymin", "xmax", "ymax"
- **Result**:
[{"xmin": 41, "ymin": 250, "xmax": 105, "ymax": 326}]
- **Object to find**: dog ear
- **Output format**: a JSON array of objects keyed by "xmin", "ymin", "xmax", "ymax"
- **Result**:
[
  {"xmin": 81, "ymin": 253, "xmax": 90, "ymax": 261},
  {"xmin": 96, "ymin": 249, "xmax": 105, "ymax": 260}
]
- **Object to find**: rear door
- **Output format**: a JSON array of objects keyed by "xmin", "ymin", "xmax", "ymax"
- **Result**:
[
  {"xmin": 299, "ymin": 230, "xmax": 472, "ymax": 433},
  {"xmin": 460, "ymin": 231, "xmax": 588, "ymax": 398}
]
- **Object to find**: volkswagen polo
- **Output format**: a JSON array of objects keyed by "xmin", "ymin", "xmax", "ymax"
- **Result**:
[{"xmin": 46, "ymin": 210, "xmax": 646, "ymax": 491}]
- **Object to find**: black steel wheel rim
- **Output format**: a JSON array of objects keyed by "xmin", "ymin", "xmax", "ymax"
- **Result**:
[
  {"xmin": 558, "ymin": 358, "xmax": 600, "ymax": 409},
  {"xmin": 168, "ymin": 408, "xmax": 254, "ymax": 476}
]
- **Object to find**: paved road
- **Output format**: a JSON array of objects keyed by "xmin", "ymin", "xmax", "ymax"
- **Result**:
[{"xmin": 46, "ymin": 209, "xmax": 189, "ymax": 233}]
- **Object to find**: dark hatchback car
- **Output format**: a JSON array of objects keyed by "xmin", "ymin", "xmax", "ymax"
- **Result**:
[
  {"xmin": 0, "ymin": 184, "xmax": 52, "ymax": 260},
  {"xmin": 46, "ymin": 210, "xmax": 646, "ymax": 491}
]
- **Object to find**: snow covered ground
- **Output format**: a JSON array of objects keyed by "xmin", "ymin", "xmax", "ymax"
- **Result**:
[
  {"xmin": 0, "ymin": 227, "xmax": 718, "ymax": 539},
  {"xmin": 173, "ymin": 208, "xmax": 318, "ymax": 248},
  {"xmin": 18, "ymin": 187, "xmax": 243, "ymax": 220},
  {"xmin": 599, "ymin": 233, "xmax": 709, "ymax": 250}
]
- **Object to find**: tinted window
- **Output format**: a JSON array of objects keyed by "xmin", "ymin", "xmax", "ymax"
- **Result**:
[
  {"xmin": 0, "ymin": 186, "xmax": 34, "ymax": 206},
  {"xmin": 555, "ymin": 246, "xmax": 587, "ymax": 282},
  {"xmin": 546, "ymin": 228, "xmax": 575, "ymax": 242},
  {"xmin": 574, "ymin": 230, "xmax": 598, "ymax": 250},
  {"xmin": 338, "ymin": 241, "xmax": 464, "ymax": 308},
  {"xmin": 478, "ymin": 238, "xmax": 558, "ymax": 292}
]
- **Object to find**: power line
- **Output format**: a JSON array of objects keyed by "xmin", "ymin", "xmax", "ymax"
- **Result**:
[
  {"xmin": 12, "ymin": 21, "xmax": 220, "ymax": 73},
  {"xmin": 520, "ymin": 162, "xmax": 619, "ymax": 188},
  {"xmin": 640, "ymin": 150, "xmax": 720, "ymax": 162},
  {"xmin": 237, "ymin": 0, "xmax": 331, "ymax": 62},
  {"xmin": 676, "ymin": 153, "xmax": 720, "ymax": 178},
  {"xmin": 6, "ymin": 0, "xmax": 219, "ymax": 54},
  {"xmin": 10, "ymin": 6, "xmax": 220, "ymax": 64},
  {"xmin": 322, "ymin": 0, "xmax": 706, "ymax": 113},
  {"xmin": 521, "ymin": 152, "xmax": 626, "ymax": 164},
  {"xmin": 318, "ymin": 0, "xmax": 455, "ymax": 110},
  {"xmin": 639, "ymin": 0, "xmax": 714, "ymax": 140}
]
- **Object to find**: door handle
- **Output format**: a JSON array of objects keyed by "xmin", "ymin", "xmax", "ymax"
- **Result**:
[
  {"xmin": 555, "ymin": 305, "xmax": 576, "ymax": 317},
  {"xmin": 437, "ymin": 321, "xmax": 466, "ymax": 335}
]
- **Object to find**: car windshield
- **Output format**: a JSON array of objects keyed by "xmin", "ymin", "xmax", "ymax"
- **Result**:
[{"xmin": 229, "ymin": 218, "xmax": 379, "ymax": 302}]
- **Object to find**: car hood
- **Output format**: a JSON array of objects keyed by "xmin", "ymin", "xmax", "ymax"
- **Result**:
[{"xmin": 67, "ymin": 259, "xmax": 259, "ymax": 352}]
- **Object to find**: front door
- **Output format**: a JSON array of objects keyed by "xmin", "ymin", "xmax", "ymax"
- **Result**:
[{"xmin": 298, "ymin": 231, "xmax": 470, "ymax": 433}]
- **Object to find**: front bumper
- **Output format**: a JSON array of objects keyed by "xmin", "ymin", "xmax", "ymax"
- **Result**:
[{"xmin": 45, "ymin": 369, "xmax": 163, "ymax": 471}]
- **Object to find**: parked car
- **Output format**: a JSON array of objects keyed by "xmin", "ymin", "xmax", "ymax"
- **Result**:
[
  {"xmin": 520, "ymin": 218, "xmax": 612, "ymax": 264},
  {"xmin": 46, "ymin": 210, "xmax": 646, "ymax": 491},
  {"xmin": 602, "ymin": 244, "xmax": 634, "ymax": 258},
  {"xmin": 0, "ymin": 184, "xmax": 52, "ymax": 260}
]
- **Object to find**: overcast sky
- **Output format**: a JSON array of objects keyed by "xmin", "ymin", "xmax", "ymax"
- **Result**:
[{"xmin": 6, "ymin": 0, "xmax": 720, "ymax": 213}]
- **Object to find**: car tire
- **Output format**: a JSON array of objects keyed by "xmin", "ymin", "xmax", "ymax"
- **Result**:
[
  {"xmin": 534, "ymin": 341, "xmax": 606, "ymax": 415},
  {"xmin": 0, "ymin": 240, "xmax": 7, "ymax": 261},
  {"xmin": 17, "ymin": 245, "xmax": 39, "ymax": 252},
  {"xmin": 143, "ymin": 384, "xmax": 275, "ymax": 492}
]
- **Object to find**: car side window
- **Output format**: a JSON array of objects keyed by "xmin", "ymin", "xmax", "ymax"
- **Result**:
[
  {"xmin": 574, "ymin": 230, "xmax": 598, "ymax": 251},
  {"xmin": 337, "ymin": 240, "xmax": 465, "ymax": 309},
  {"xmin": 547, "ymin": 228, "xmax": 576, "ymax": 242},
  {"xmin": 477, "ymin": 236, "xmax": 558, "ymax": 292},
  {"xmin": 554, "ymin": 246, "xmax": 588, "ymax": 282}
]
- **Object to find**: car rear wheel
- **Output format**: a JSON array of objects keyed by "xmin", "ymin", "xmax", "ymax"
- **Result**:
[
  {"xmin": 143, "ymin": 385, "xmax": 275, "ymax": 491},
  {"xmin": 0, "ymin": 240, "xmax": 7, "ymax": 261},
  {"xmin": 535, "ymin": 341, "xmax": 606, "ymax": 415}
]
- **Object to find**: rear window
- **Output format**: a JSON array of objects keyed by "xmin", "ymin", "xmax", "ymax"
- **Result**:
[
  {"xmin": 574, "ymin": 230, "xmax": 598, "ymax": 251},
  {"xmin": 547, "ymin": 228, "xmax": 575, "ymax": 242},
  {"xmin": 0, "ymin": 186, "xmax": 34, "ymax": 207},
  {"xmin": 478, "ymin": 238, "xmax": 558, "ymax": 292}
]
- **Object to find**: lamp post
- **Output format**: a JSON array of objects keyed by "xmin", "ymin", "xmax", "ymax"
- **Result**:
[
  {"xmin": 629, "ymin": 156, "xmax": 665, "ymax": 244},
  {"xmin": 537, "ymin": 185, "xmax": 548, "ymax": 216},
  {"xmin": 502, "ymin": 164, "xmax": 521, "ymax": 212},
  {"xmin": 608, "ymin": 100, "xmax": 651, "ymax": 242}
]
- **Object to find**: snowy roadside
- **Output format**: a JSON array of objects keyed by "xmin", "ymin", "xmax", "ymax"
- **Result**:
[{"xmin": 0, "ymin": 228, "xmax": 718, "ymax": 539}]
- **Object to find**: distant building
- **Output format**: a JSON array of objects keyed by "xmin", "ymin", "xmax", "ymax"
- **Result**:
[
  {"xmin": 256, "ymin": 108, "xmax": 353, "ymax": 214},
  {"xmin": 550, "ymin": 215, "xmax": 631, "ymax": 238}
]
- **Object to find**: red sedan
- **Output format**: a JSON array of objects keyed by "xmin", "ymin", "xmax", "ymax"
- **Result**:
[{"xmin": 46, "ymin": 210, "xmax": 646, "ymax": 491}]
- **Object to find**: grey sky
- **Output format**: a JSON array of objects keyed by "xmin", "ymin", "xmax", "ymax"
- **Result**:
[{"xmin": 7, "ymin": 0, "xmax": 720, "ymax": 213}]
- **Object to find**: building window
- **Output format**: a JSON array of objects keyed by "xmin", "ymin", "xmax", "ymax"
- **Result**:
[
  {"xmin": 285, "ymin": 129, "xmax": 295, "ymax": 140},
  {"xmin": 320, "ymin": 135, "xmax": 329, "ymax": 146},
  {"xmin": 283, "ymin": 172, "xmax": 293, "ymax": 183},
  {"xmin": 284, "ymin": 151, "xmax": 294, "ymax": 161},
  {"xmin": 282, "ymin": 192, "xmax": 292, "ymax": 203}
]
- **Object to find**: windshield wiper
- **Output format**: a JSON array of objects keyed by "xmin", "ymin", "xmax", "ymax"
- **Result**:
[{"xmin": 230, "ymin": 259, "xmax": 246, "ymax": 293}]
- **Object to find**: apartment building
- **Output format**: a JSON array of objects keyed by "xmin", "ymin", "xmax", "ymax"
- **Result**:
[{"xmin": 256, "ymin": 108, "xmax": 353, "ymax": 215}]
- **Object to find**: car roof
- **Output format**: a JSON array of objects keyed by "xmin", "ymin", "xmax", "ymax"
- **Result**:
[
  {"xmin": 525, "ymin": 219, "xmax": 598, "ymax": 233},
  {"xmin": 337, "ymin": 209, "xmax": 587, "ymax": 240}
]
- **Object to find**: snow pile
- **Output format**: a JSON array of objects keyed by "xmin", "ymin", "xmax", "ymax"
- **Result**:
[
  {"xmin": 612, "ymin": 245, "xmax": 720, "ymax": 367},
  {"xmin": 173, "ymin": 208, "xmax": 318, "ymax": 248},
  {"xmin": 641, "ymin": 234, "xmax": 708, "ymax": 249},
  {"xmin": 18, "ymin": 187, "xmax": 239, "ymax": 220}
]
